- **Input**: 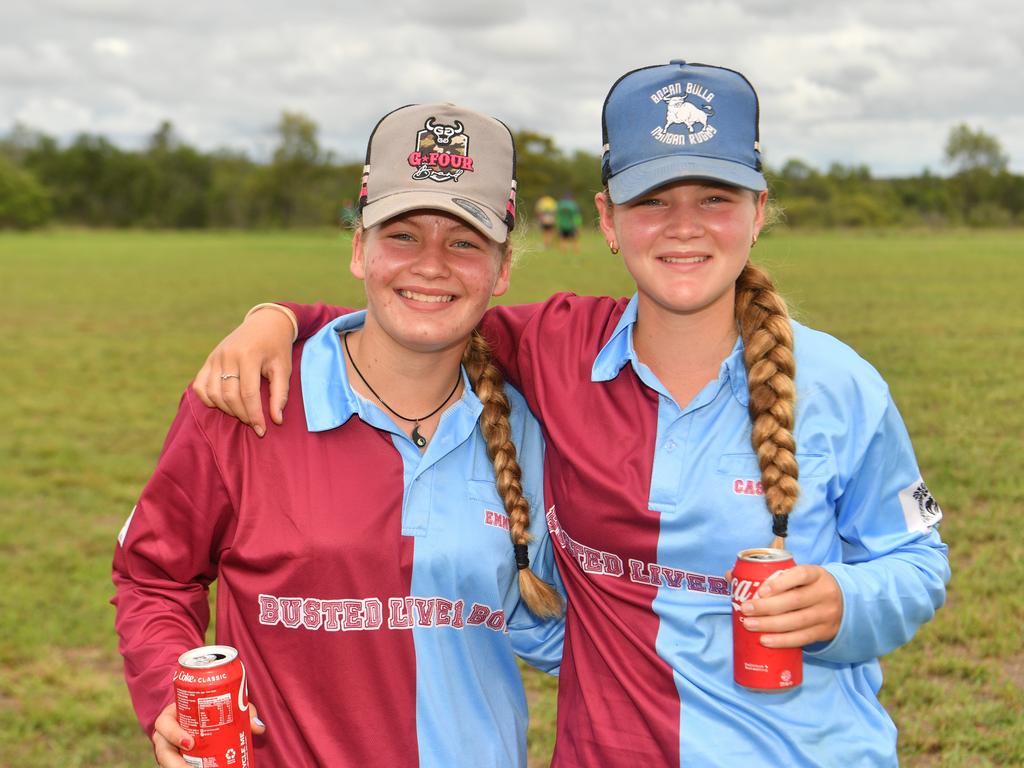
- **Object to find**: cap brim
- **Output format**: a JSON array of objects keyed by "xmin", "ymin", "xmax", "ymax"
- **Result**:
[
  {"xmin": 608, "ymin": 156, "xmax": 767, "ymax": 204},
  {"xmin": 362, "ymin": 191, "xmax": 509, "ymax": 243}
]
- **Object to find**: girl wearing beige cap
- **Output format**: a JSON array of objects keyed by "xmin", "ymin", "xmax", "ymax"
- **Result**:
[{"xmin": 114, "ymin": 103, "xmax": 563, "ymax": 768}]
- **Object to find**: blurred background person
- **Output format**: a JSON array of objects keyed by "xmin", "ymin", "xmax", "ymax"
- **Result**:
[
  {"xmin": 534, "ymin": 193, "xmax": 558, "ymax": 248},
  {"xmin": 555, "ymin": 192, "xmax": 582, "ymax": 253}
]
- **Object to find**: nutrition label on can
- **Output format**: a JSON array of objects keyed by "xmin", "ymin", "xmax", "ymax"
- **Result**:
[{"xmin": 197, "ymin": 692, "xmax": 234, "ymax": 728}]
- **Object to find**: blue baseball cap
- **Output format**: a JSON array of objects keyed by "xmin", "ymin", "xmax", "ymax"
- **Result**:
[{"xmin": 601, "ymin": 60, "xmax": 766, "ymax": 203}]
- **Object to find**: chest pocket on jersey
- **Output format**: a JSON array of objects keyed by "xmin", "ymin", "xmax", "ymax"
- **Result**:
[
  {"xmin": 467, "ymin": 480, "xmax": 541, "ymax": 537},
  {"xmin": 716, "ymin": 452, "xmax": 831, "ymax": 481},
  {"xmin": 466, "ymin": 479, "xmax": 514, "ymax": 534},
  {"xmin": 715, "ymin": 453, "xmax": 836, "ymax": 546}
]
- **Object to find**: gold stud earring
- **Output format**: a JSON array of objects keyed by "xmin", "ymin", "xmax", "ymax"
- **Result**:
[{"xmin": 609, "ymin": 241, "xmax": 619, "ymax": 255}]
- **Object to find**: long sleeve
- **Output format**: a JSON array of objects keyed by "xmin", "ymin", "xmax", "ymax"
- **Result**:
[
  {"xmin": 281, "ymin": 302, "xmax": 348, "ymax": 341},
  {"xmin": 111, "ymin": 391, "xmax": 238, "ymax": 735},
  {"xmin": 478, "ymin": 302, "xmax": 546, "ymax": 391},
  {"xmin": 281, "ymin": 297, "xmax": 617, "ymax": 404},
  {"xmin": 807, "ymin": 393, "xmax": 950, "ymax": 664},
  {"xmin": 479, "ymin": 293, "xmax": 628, "ymax": 399},
  {"xmin": 506, "ymin": 491, "xmax": 566, "ymax": 675},
  {"xmin": 503, "ymin": 385, "xmax": 565, "ymax": 674}
]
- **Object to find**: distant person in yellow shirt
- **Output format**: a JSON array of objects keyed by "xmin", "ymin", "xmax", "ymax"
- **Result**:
[{"xmin": 534, "ymin": 194, "xmax": 557, "ymax": 248}]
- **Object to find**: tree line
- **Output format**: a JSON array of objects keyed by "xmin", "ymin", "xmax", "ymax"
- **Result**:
[{"xmin": 1, "ymin": 113, "xmax": 1021, "ymax": 230}]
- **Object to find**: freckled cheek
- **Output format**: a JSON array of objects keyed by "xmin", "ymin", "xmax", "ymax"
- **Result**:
[
  {"xmin": 456, "ymin": 266, "xmax": 501, "ymax": 299},
  {"xmin": 363, "ymin": 262, "xmax": 401, "ymax": 290}
]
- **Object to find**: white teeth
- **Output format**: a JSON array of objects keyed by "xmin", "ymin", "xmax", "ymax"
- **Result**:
[
  {"xmin": 661, "ymin": 255, "xmax": 708, "ymax": 264},
  {"xmin": 399, "ymin": 289, "xmax": 454, "ymax": 303}
]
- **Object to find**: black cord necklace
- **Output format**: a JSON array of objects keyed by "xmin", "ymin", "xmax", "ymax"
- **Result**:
[{"xmin": 343, "ymin": 332, "xmax": 460, "ymax": 448}]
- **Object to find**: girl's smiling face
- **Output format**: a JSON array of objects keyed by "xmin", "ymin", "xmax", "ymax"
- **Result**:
[
  {"xmin": 597, "ymin": 180, "xmax": 766, "ymax": 322},
  {"xmin": 352, "ymin": 210, "xmax": 510, "ymax": 355}
]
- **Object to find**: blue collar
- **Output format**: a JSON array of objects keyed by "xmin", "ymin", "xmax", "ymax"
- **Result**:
[
  {"xmin": 300, "ymin": 311, "xmax": 483, "ymax": 434},
  {"xmin": 590, "ymin": 293, "xmax": 750, "ymax": 407}
]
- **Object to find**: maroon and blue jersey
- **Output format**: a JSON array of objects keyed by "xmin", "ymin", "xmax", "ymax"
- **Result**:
[
  {"xmin": 113, "ymin": 311, "xmax": 563, "ymax": 767},
  {"xmin": 288, "ymin": 294, "xmax": 949, "ymax": 767}
]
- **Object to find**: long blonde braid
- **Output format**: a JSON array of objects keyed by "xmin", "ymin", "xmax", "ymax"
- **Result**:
[
  {"xmin": 734, "ymin": 262, "xmax": 800, "ymax": 548},
  {"xmin": 462, "ymin": 331, "xmax": 564, "ymax": 619}
]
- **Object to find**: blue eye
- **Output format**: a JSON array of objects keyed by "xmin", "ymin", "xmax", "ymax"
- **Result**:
[{"xmin": 452, "ymin": 235, "xmax": 489, "ymax": 251}]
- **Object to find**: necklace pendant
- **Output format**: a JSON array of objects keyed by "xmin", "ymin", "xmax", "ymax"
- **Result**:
[{"xmin": 412, "ymin": 424, "xmax": 427, "ymax": 448}]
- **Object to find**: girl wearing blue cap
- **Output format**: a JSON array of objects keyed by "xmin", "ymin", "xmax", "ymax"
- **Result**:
[
  {"xmin": 114, "ymin": 103, "xmax": 564, "ymax": 768},
  {"xmin": 193, "ymin": 62, "xmax": 948, "ymax": 767}
]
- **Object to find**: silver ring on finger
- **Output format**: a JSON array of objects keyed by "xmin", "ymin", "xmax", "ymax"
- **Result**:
[{"xmin": 220, "ymin": 373, "xmax": 241, "ymax": 381}]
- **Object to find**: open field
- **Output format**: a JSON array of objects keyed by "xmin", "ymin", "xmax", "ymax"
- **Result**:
[{"xmin": 1, "ymin": 228, "xmax": 1022, "ymax": 766}]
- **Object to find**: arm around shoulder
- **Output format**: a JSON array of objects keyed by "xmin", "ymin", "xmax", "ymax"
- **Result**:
[
  {"xmin": 504, "ymin": 385, "xmax": 565, "ymax": 674},
  {"xmin": 192, "ymin": 301, "xmax": 347, "ymax": 432}
]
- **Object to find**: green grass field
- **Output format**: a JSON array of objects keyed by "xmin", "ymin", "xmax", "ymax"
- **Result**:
[{"xmin": 1, "ymin": 228, "xmax": 1022, "ymax": 766}]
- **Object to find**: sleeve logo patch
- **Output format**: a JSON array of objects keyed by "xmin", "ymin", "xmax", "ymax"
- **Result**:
[
  {"xmin": 117, "ymin": 505, "xmax": 137, "ymax": 546},
  {"xmin": 899, "ymin": 479, "xmax": 943, "ymax": 532}
]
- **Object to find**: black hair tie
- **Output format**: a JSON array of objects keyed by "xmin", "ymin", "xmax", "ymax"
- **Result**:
[
  {"xmin": 513, "ymin": 543, "xmax": 530, "ymax": 570},
  {"xmin": 771, "ymin": 513, "xmax": 789, "ymax": 541}
]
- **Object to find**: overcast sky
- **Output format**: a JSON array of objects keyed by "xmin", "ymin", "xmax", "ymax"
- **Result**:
[{"xmin": 3, "ymin": 0, "xmax": 1022, "ymax": 176}]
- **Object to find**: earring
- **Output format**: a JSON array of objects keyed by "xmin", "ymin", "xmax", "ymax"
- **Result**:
[
  {"xmin": 608, "ymin": 241, "xmax": 619, "ymax": 255},
  {"xmin": 751, "ymin": 235, "xmax": 758, "ymax": 248}
]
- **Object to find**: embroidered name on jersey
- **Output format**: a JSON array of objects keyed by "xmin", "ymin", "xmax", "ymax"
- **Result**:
[
  {"xmin": 733, "ymin": 478, "xmax": 765, "ymax": 496},
  {"xmin": 483, "ymin": 508, "xmax": 510, "ymax": 531}
]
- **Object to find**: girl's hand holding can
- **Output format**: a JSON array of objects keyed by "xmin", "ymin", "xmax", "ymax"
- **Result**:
[
  {"xmin": 737, "ymin": 564, "xmax": 844, "ymax": 648},
  {"xmin": 152, "ymin": 701, "xmax": 192, "ymax": 768},
  {"xmin": 152, "ymin": 699, "xmax": 266, "ymax": 767}
]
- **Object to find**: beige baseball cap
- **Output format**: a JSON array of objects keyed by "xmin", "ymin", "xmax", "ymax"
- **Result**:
[{"xmin": 358, "ymin": 103, "xmax": 517, "ymax": 243}]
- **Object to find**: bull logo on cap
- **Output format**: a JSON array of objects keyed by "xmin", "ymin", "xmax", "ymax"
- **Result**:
[
  {"xmin": 407, "ymin": 117, "xmax": 475, "ymax": 183},
  {"xmin": 664, "ymin": 96, "xmax": 714, "ymax": 134},
  {"xmin": 425, "ymin": 117, "xmax": 463, "ymax": 146},
  {"xmin": 650, "ymin": 82, "xmax": 718, "ymax": 146}
]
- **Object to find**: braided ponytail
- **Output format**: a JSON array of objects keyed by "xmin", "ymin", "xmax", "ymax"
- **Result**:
[
  {"xmin": 734, "ymin": 262, "xmax": 800, "ymax": 549},
  {"xmin": 463, "ymin": 331, "xmax": 564, "ymax": 619}
]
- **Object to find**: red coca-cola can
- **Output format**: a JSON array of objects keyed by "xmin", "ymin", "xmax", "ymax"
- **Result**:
[
  {"xmin": 731, "ymin": 548, "xmax": 802, "ymax": 692},
  {"xmin": 174, "ymin": 645, "xmax": 254, "ymax": 768}
]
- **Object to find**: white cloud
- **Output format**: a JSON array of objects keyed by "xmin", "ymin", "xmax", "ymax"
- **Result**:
[
  {"xmin": 15, "ymin": 96, "xmax": 93, "ymax": 132},
  {"xmin": 92, "ymin": 37, "xmax": 133, "ymax": 57}
]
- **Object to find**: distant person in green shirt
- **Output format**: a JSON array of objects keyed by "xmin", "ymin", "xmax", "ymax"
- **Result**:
[
  {"xmin": 556, "ymin": 193, "xmax": 582, "ymax": 253},
  {"xmin": 534, "ymin": 194, "xmax": 558, "ymax": 248}
]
